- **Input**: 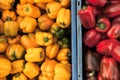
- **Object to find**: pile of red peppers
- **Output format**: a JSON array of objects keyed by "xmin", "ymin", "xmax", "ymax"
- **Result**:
[{"xmin": 78, "ymin": 0, "xmax": 120, "ymax": 80}]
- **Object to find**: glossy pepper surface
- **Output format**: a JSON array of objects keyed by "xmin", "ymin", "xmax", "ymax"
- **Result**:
[
  {"xmin": 103, "ymin": 3, "xmax": 120, "ymax": 18},
  {"xmin": 107, "ymin": 23, "xmax": 120, "ymax": 39},
  {"xmin": 95, "ymin": 17, "xmax": 111, "ymax": 33},
  {"xmin": 83, "ymin": 29, "xmax": 101, "ymax": 48},
  {"xmin": 100, "ymin": 56, "xmax": 119, "ymax": 80},
  {"xmin": 87, "ymin": 0, "xmax": 107, "ymax": 7},
  {"xmin": 78, "ymin": 6, "xmax": 95, "ymax": 29},
  {"xmin": 96, "ymin": 39, "xmax": 119, "ymax": 56}
]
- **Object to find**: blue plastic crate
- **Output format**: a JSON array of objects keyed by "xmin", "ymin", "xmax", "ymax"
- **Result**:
[
  {"xmin": 71, "ymin": 0, "xmax": 83, "ymax": 80},
  {"xmin": 76, "ymin": 0, "xmax": 83, "ymax": 80},
  {"xmin": 71, "ymin": 0, "xmax": 78, "ymax": 80}
]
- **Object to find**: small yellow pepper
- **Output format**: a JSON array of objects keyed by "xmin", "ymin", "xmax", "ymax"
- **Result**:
[
  {"xmin": 10, "ymin": 60, "xmax": 25, "ymax": 74},
  {"xmin": 46, "ymin": 1, "xmax": 62, "ymax": 19},
  {"xmin": 6, "ymin": 44, "xmax": 25, "ymax": 61},
  {"xmin": 20, "ymin": 16, "xmax": 37, "ymax": 33},
  {"xmin": 23, "ymin": 62, "xmax": 39, "ymax": 79},
  {"xmin": 4, "ymin": 21, "xmax": 19, "ymax": 37},
  {"xmin": 0, "ymin": 0, "xmax": 15, "ymax": 10},
  {"xmin": 25, "ymin": 47, "xmax": 45, "ymax": 62},
  {"xmin": 0, "ymin": 55, "xmax": 11, "ymax": 78},
  {"xmin": 41, "ymin": 59, "xmax": 58, "ymax": 80},
  {"xmin": 20, "ymin": 33, "xmax": 39, "ymax": 49},
  {"xmin": 17, "ymin": 4, "xmax": 41, "ymax": 18},
  {"xmin": 2, "ymin": 10, "xmax": 16, "ymax": 21},
  {"xmin": 35, "ymin": 32, "xmax": 54, "ymax": 46},
  {"xmin": 0, "ymin": 35, "xmax": 8, "ymax": 53},
  {"xmin": 54, "ymin": 61, "xmax": 71, "ymax": 80},
  {"xmin": 46, "ymin": 43, "xmax": 59, "ymax": 59},
  {"xmin": 56, "ymin": 8, "xmax": 71, "ymax": 28},
  {"xmin": 12, "ymin": 73, "xmax": 28, "ymax": 80},
  {"xmin": 57, "ymin": 48, "xmax": 71, "ymax": 62}
]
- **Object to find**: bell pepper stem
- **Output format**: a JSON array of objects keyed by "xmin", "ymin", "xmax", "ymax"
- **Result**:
[
  {"xmin": 97, "ymin": 22, "xmax": 106, "ymax": 29},
  {"xmin": 87, "ymin": 71, "xmax": 95, "ymax": 77},
  {"xmin": 44, "ymin": 37, "xmax": 49, "ymax": 42}
]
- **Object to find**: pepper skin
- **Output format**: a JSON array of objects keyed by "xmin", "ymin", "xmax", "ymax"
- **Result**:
[
  {"xmin": 83, "ymin": 29, "xmax": 101, "ymax": 48},
  {"xmin": 87, "ymin": 0, "xmax": 107, "ymax": 7},
  {"xmin": 112, "ymin": 16, "xmax": 120, "ymax": 24},
  {"xmin": 78, "ymin": 6, "xmax": 95, "ymax": 29},
  {"xmin": 111, "ymin": 41, "xmax": 120, "ymax": 62},
  {"xmin": 98, "ymin": 73, "xmax": 102, "ymax": 80},
  {"xmin": 85, "ymin": 50, "xmax": 101, "ymax": 71},
  {"xmin": 95, "ymin": 17, "xmax": 111, "ymax": 33},
  {"xmin": 109, "ymin": 0, "xmax": 120, "ymax": 4},
  {"xmin": 96, "ymin": 39, "xmax": 118, "ymax": 56},
  {"xmin": 100, "ymin": 56, "xmax": 119, "ymax": 80},
  {"xmin": 103, "ymin": 3, "xmax": 120, "ymax": 18},
  {"xmin": 107, "ymin": 23, "xmax": 120, "ymax": 39}
]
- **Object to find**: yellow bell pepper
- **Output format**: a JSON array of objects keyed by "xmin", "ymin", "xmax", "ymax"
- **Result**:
[
  {"xmin": 54, "ymin": 61, "xmax": 71, "ymax": 80},
  {"xmin": 37, "ymin": 14, "xmax": 54, "ymax": 30},
  {"xmin": 23, "ymin": 62, "xmax": 39, "ymax": 79},
  {"xmin": 20, "ymin": 16, "xmax": 37, "ymax": 33},
  {"xmin": 7, "ymin": 34, "xmax": 21, "ymax": 45},
  {"xmin": 0, "ymin": 77, "xmax": 6, "ymax": 80},
  {"xmin": 46, "ymin": 43, "xmax": 59, "ymax": 59},
  {"xmin": 35, "ymin": 32, "xmax": 54, "ymax": 46},
  {"xmin": 34, "ymin": 0, "xmax": 54, "ymax": 3},
  {"xmin": 17, "ymin": 4, "xmax": 41, "ymax": 18},
  {"xmin": 57, "ymin": 48, "xmax": 71, "ymax": 62},
  {"xmin": 41, "ymin": 59, "xmax": 58, "ymax": 80},
  {"xmin": 4, "ymin": 21, "xmax": 19, "ymax": 37},
  {"xmin": 12, "ymin": 73, "xmax": 28, "ymax": 80},
  {"xmin": 0, "ymin": 20, "xmax": 4, "ymax": 34},
  {"xmin": 0, "ymin": 35, "xmax": 8, "ymax": 53},
  {"xmin": 20, "ymin": 33, "xmax": 39, "ymax": 49},
  {"xmin": 35, "ymin": 3, "xmax": 46, "ymax": 10},
  {"xmin": 56, "ymin": 8, "xmax": 71, "ymax": 28},
  {"xmin": 56, "ymin": 0, "xmax": 70, "ymax": 8},
  {"xmin": 0, "ymin": 0, "xmax": 15, "ymax": 10},
  {"xmin": 20, "ymin": 0, "xmax": 34, "ymax": 4},
  {"xmin": 46, "ymin": 1, "xmax": 62, "ymax": 19},
  {"xmin": 6, "ymin": 44, "xmax": 25, "ymax": 61},
  {"xmin": 0, "ymin": 55, "xmax": 11, "ymax": 78},
  {"xmin": 10, "ymin": 60, "xmax": 25, "ymax": 74},
  {"xmin": 25, "ymin": 47, "xmax": 45, "ymax": 62},
  {"xmin": 2, "ymin": 10, "xmax": 16, "ymax": 21}
]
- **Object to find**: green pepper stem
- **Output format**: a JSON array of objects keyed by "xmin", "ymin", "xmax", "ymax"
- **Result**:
[
  {"xmin": 25, "ymin": 7, "xmax": 29, "ymax": 12},
  {"xmin": 44, "ymin": 37, "xmax": 49, "ymax": 42},
  {"xmin": 7, "ymin": 17, "xmax": 12, "ymax": 21},
  {"xmin": 82, "ymin": 6, "xmax": 87, "ymax": 10},
  {"xmin": 97, "ymin": 22, "xmax": 106, "ymax": 30}
]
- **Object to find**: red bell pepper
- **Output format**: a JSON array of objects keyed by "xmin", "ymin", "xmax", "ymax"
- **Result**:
[
  {"xmin": 107, "ymin": 23, "xmax": 120, "ymax": 39},
  {"xmin": 111, "ymin": 41, "xmax": 120, "ymax": 62},
  {"xmin": 95, "ymin": 17, "xmax": 111, "ymax": 33},
  {"xmin": 96, "ymin": 39, "xmax": 118, "ymax": 56},
  {"xmin": 100, "ymin": 56, "xmax": 119, "ymax": 80},
  {"xmin": 83, "ymin": 29, "xmax": 101, "ymax": 48},
  {"xmin": 112, "ymin": 16, "xmax": 120, "ymax": 24},
  {"xmin": 87, "ymin": 0, "xmax": 107, "ymax": 7},
  {"xmin": 103, "ymin": 3, "xmax": 120, "ymax": 18},
  {"xmin": 109, "ymin": 0, "xmax": 120, "ymax": 4},
  {"xmin": 78, "ymin": 6, "xmax": 95, "ymax": 29}
]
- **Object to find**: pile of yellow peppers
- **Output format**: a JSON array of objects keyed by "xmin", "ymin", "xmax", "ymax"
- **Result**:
[{"xmin": 0, "ymin": 0, "xmax": 71, "ymax": 80}]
